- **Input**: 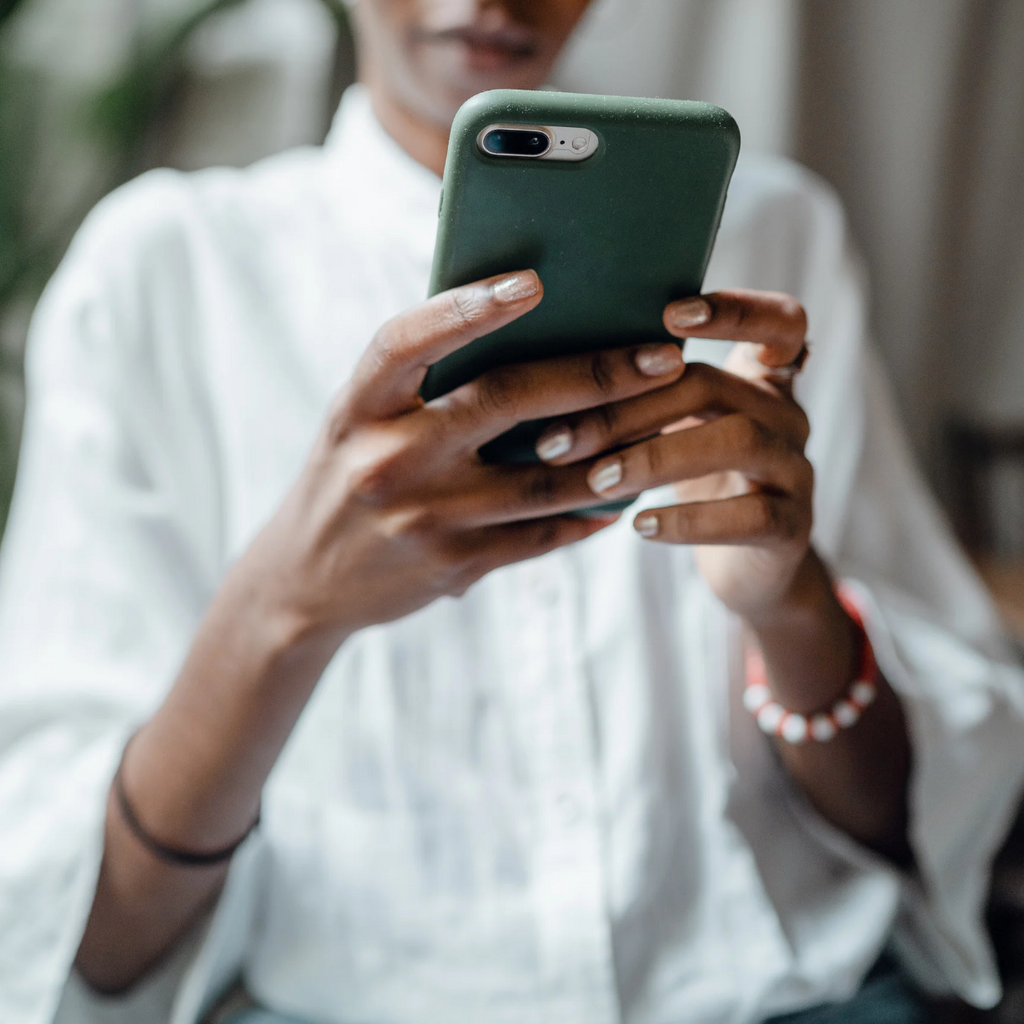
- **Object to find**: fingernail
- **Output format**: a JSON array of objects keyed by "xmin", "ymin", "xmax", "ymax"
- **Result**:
[
  {"xmin": 667, "ymin": 297, "xmax": 711, "ymax": 331},
  {"xmin": 635, "ymin": 514, "xmax": 660, "ymax": 538},
  {"xmin": 492, "ymin": 271, "xmax": 540, "ymax": 304},
  {"xmin": 635, "ymin": 343, "xmax": 684, "ymax": 376},
  {"xmin": 536, "ymin": 425, "xmax": 573, "ymax": 461},
  {"xmin": 589, "ymin": 460, "xmax": 623, "ymax": 494}
]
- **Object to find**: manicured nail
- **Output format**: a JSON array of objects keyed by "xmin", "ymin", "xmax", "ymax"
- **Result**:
[
  {"xmin": 589, "ymin": 460, "xmax": 623, "ymax": 494},
  {"xmin": 635, "ymin": 514, "xmax": 660, "ymax": 538},
  {"xmin": 536, "ymin": 425, "xmax": 573, "ymax": 461},
  {"xmin": 492, "ymin": 271, "xmax": 540, "ymax": 304},
  {"xmin": 635, "ymin": 343, "xmax": 684, "ymax": 376},
  {"xmin": 667, "ymin": 297, "xmax": 711, "ymax": 331}
]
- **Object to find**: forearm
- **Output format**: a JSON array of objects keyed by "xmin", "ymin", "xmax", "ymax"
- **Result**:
[
  {"xmin": 75, "ymin": 566, "xmax": 347, "ymax": 993},
  {"xmin": 746, "ymin": 549, "xmax": 913, "ymax": 864}
]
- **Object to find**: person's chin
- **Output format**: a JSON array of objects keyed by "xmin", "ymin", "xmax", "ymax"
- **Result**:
[
  {"xmin": 462, "ymin": 40, "xmax": 537, "ymax": 76},
  {"xmin": 427, "ymin": 40, "xmax": 545, "ymax": 93}
]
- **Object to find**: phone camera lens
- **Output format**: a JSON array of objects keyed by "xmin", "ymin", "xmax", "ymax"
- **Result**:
[{"xmin": 482, "ymin": 129, "xmax": 551, "ymax": 158}]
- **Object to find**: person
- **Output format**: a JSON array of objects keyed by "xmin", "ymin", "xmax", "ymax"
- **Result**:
[{"xmin": 0, "ymin": 1, "xmax": 1022, "ymax": 1022}]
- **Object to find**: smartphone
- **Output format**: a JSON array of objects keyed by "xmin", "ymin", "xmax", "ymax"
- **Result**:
[{"xmin": 421, "ymin": 89, "xmax": 740, "ymax": 503}]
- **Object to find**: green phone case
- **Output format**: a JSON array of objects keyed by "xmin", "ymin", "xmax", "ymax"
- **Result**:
[{"xmin": 422, "ymin": 89, "xmax": 740, "ymax": 506}]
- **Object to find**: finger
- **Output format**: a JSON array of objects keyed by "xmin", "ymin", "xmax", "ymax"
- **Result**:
[
  {"xmin": 450, "ymin": 460, "xmax": 607, "ymax": 527},
  {"xmin": 535, "ymin": 362, "xmax": 809, "ymax": 466},
  {"xmin": 432, "ymin": 341, "xmax": 685, "ymax": 448},
  {"xmin": 721, "ymin": 341, "xmax": 801, "ymax": 402},
  {"xmin": 434, "ymin": 454, "xmax": 631, "ymax": 528},
  {"xmin": 584, "ymin": 413, "xmax": 814, "ymax": 502},
  {"xmin": 458, "ymin": 513, "xmax": 618, "ymax": 585},
  {"xmin": 664, "ymin": 289, "xmax": 807, "ymax": 369},
  {"xmin": 632, "ymin": 493, "xmax": 810, "ymax": 546},
  {"xmin": 346, "ymin": 270, "xmax": 544, "ymax": 422}
]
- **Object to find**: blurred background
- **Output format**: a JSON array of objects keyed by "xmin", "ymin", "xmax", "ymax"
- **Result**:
[{"xmin": 0, "ymin": 0, "xmax": 1022, "ymax": 1018}]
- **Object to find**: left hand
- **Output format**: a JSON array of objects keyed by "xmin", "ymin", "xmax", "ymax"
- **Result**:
[{"xmin": 534, "ymin": 288, "xmax": 813, "ymax": 621}]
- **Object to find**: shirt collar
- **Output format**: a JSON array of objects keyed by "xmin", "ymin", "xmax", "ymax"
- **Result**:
[{"xmin": 322, "ymin": 84, "xmax": 442, "ymax": 260}]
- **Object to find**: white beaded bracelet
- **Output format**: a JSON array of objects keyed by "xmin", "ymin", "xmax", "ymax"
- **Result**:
[{"xmin": 743, "ymin": 586, "xmax": 878, "ymax": 745}]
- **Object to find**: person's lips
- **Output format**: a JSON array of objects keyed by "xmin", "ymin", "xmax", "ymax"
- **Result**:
[{"xmin": 413, "ymin": 23, "xmax": 540, "ymax": 70}]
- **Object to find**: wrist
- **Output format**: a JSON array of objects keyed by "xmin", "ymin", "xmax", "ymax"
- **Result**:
[
  {"xmin": 129, "ymin": 563, "xmax": 349, "ymax": 851},
  {"xmin": 741, "ymin": 547, "xmax": 833, "ymax": 634},
  {"xmin": 743, "ymin": 550, "xmax": 859, "ymax": 715},
  {"xmin": 220, "ymin": 545, "xmax": 352, "ymax": 667}
]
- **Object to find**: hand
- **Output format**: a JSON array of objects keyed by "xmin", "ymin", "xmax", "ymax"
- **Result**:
[
  {"xmin": 529, "ymin": 288, "xmax": 913, "ymax": 862},
  {"xmin": 239, "ymin": 269, "xmax": 689, "ymax": 643},
  {"xmin": 533, "ymin": 288, "xmax": 813, "ymax": 622}
]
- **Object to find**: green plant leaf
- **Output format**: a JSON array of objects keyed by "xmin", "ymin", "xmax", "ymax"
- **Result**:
[{"xmin": 0, "ymin": 0, "xmax": 30, "ymax": 28}]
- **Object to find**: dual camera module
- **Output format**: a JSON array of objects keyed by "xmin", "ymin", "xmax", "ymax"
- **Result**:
[{"xmin": 478, "ymin": 125, "xmax": 597, "ymax": 163}]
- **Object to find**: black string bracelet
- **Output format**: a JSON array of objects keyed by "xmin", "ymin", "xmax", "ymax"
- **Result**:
[{"xmin": 113, "ymin": 750, "xmax": 260, "ymax": 868}]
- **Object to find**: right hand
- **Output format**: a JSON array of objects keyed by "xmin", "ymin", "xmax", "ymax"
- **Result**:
[
  {"xmin": 73, "ymin": 270, "xmax": 685, "ymax": 995},
  {"xmin": 238, "ymin": 269, "xmax": 687, "ymax": 644}
]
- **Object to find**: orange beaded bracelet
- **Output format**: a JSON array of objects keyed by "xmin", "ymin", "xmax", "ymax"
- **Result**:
[{"xmin": 743, "ymin": 585, "xmax": 878, "ymax": 745}]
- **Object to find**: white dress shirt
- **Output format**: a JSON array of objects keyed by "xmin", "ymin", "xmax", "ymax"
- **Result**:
[{"xmin": 1, "ymin": 85, "xmax": 1023, "ymax": 1024}]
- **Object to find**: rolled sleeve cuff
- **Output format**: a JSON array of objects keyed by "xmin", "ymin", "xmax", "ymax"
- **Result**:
[{"xmin": 804, "ymin": 578, "xmax": 1024, "ymax": 1008}]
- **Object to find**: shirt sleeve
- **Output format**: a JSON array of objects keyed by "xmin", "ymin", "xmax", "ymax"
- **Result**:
[
  {"xmin": 785, "ymin": 167, "xmax": 1024, "ymax": 1008},
  {"xmin": 0, "ymin": 172, "xmax": 246, "ymax": 1024}
]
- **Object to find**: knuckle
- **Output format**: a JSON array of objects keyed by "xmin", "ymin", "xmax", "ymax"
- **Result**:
[
  {"xmin": 780, "ymin": 295, "xmax": 808, "ymax": 335},
  {"xmin": 778, "ymin": 501, "xmax": 808, "ymax": 542},
  {"xmin": 729, "ymin": 414, "xmax": 767, "ymax": 455},
  {"xmin": 409, "ymin": 408, "xmax": 447, "ymax": 453},
  {"xmin": 689, "ymin": 363, "xmax": 717, "ymax": 400},
  {"xmin": 750, "ymin": 493, "xmax": 778, "ymax": 535},
  {"xmin": 531, "ymin": 517, "xmax": 562, "ymax": 550},
  {"xmin": 641, "ymin": 440, "xmax": 663, "ymax": 479},
  {"xmin": 323, "ymin": 390, "xmax": 354, "ymax": 446},
  {"xmin": 446, "ymin": 570, "xmax": 477, "ymax": 599},
  {"xmin": 346, "ymin": 458, "xmax": 398, "ymax": 505},
  {"xmin": 384, "ymin": 506, "xmax": 458, "ymax": 565},
  {"xmin": 593, "ymin": 400, "xmax": 619, "ymax": 439},
  {"xmin": 445, "ymin": 540, "xmax": 494, "ymax": 597},
  {"xmin": 343, "ymin": 435, "xmax": 409, "ymax": 505},
  {"xmin": 588, "ymin": 350, "xmax": 618, "ymax": 394},
  {"xmin": 677, "ymin": 362, "xmax": 718, "ymax": 411},
  {"xmin": 368, "ymin": 321, "xmax": 406, "ymax": 375},
  {"xmin": 777, "ymin": 506, "xmax": 800, "ymax": 541},
  {"xmin": 446, "ymin": 288, "xmax": 485, "ymax": 332},
  {"xmin": 795, "ymin": 454, "xmax": 815, "ymax": 493},
  {"xmin": 687, "ymin": 361, "xmax": 715, "ymax": 384},
  {"xmin": 402, "ymin": 505, "xmax": 445, "ymax": 543},
  {"xmin": 791, "ymin": 404, "xmax": 811, "ymax": 447},
  {"xmin": 667, "ymin": 504, "xmax": 692, "ymax": 537},
  {"xmin": 748, "ymin": 493, "xmax": 804, "ymax": 542},
  {"xmin": 730, "ymin": 296, "xmax": 750, "ymax": 331},
  {"xmin": 474, "ymin": 365, "xmax": 523, "ymax": 417},
  {"xmin": 452, "ymin": 548, "xmax": 485, "ymax": 587},
  {"xmin": 521, "ymin": 468, "xmax": 559, "ymax": 507}
]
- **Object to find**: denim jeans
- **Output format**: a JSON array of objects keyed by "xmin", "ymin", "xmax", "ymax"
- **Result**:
[
  {"xmin": 226, "ymin": 956, "xmax": 933, "ymax": 1024},
  {"xmin": 764, "ymin": 955, "xmax": 933, "ymax": 1023}
]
